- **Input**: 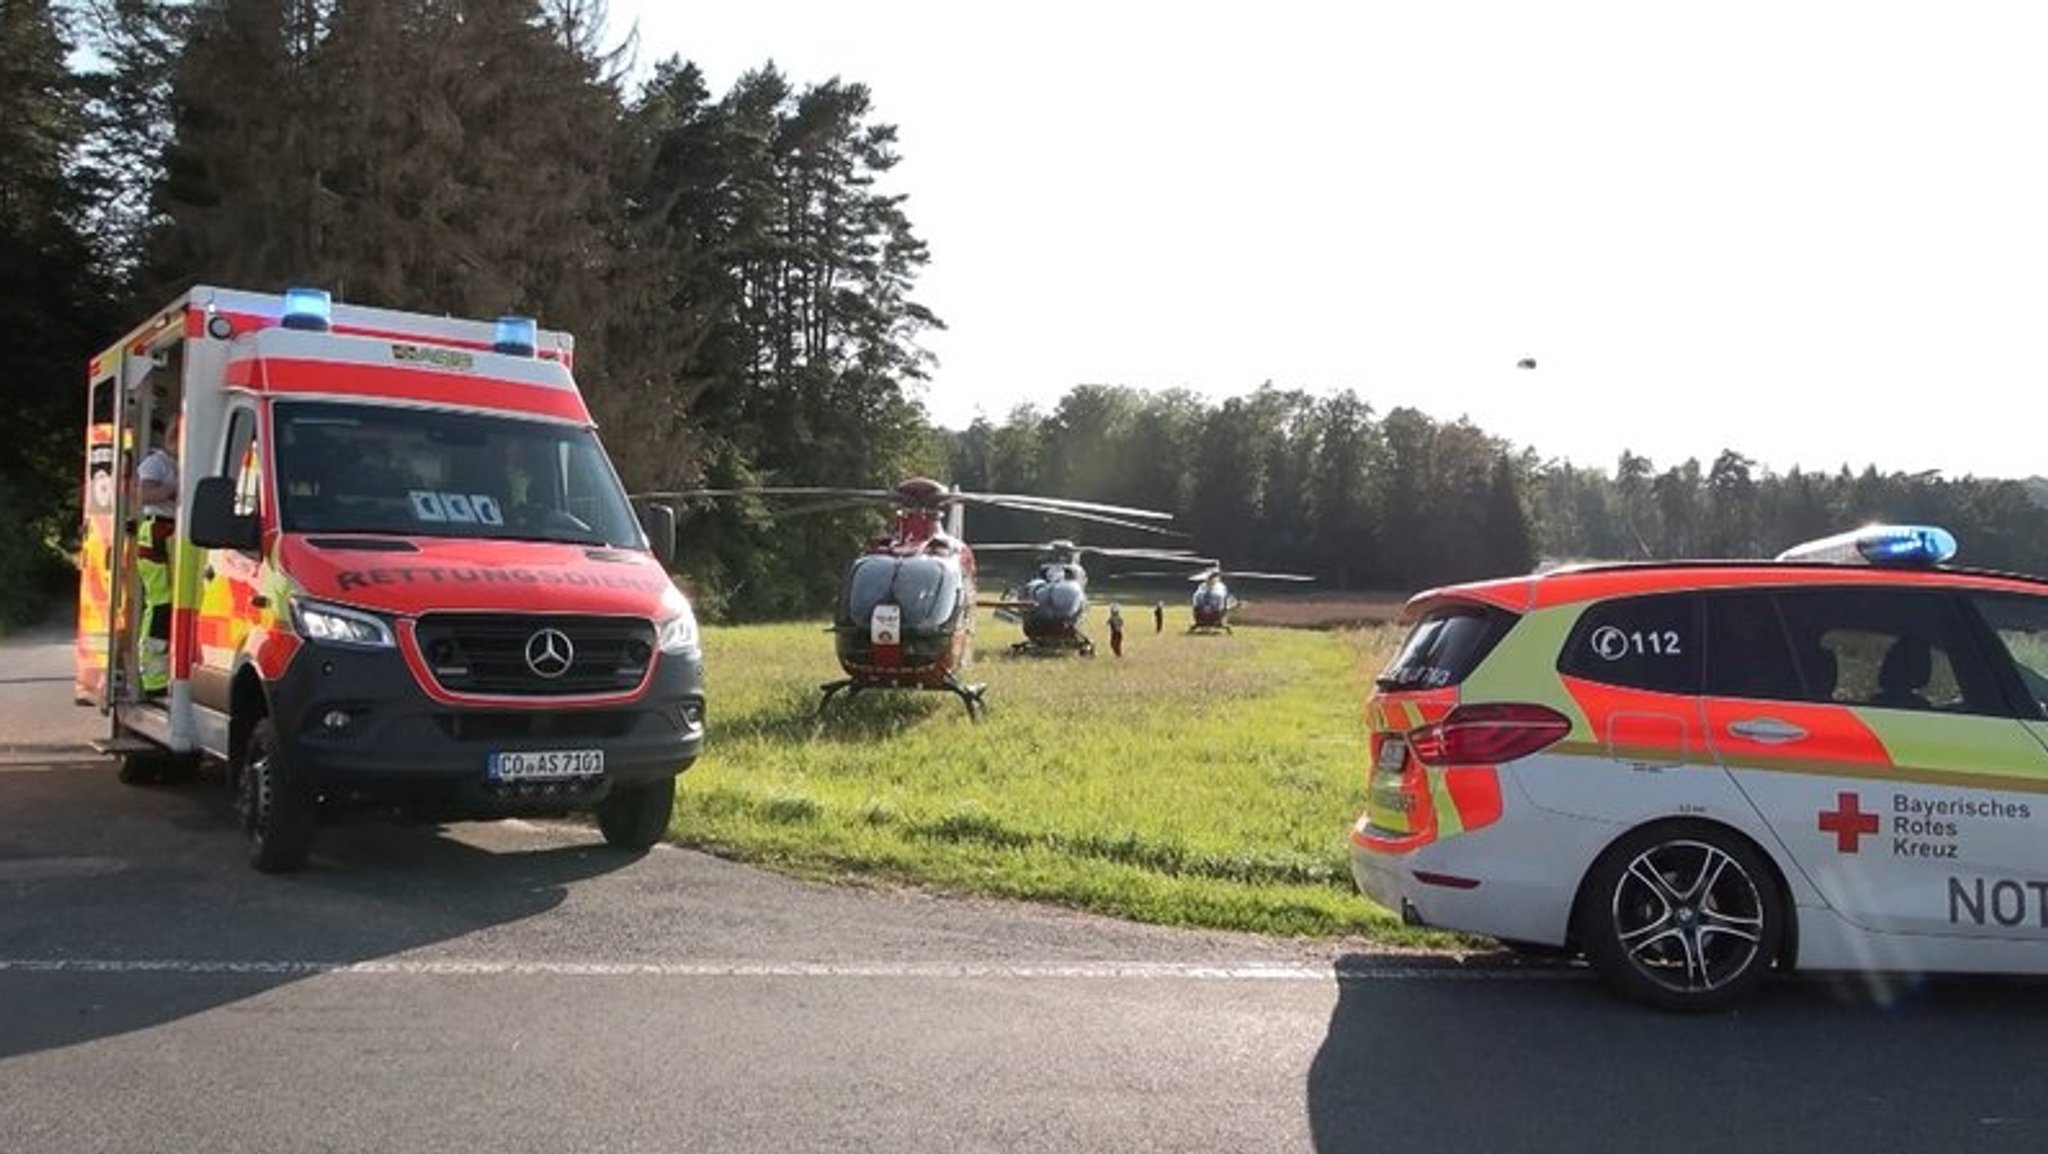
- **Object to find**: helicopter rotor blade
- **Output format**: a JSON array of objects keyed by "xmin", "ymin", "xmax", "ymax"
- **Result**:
[
  {"xmin": 960, "ymin": 491, "xmax": 1175, "ymax": 521},
  {"xmin": 970, "ymin": 502, "xmax": 1186, "ymax": 537},
  {"xmin": 968, "ymin": 542, "xmax": 1202, "ymax": 561},
  {"xmin": 640, "ymin": 484, "xmax": 1186, "ymax": 537},
  {"xmin": 1085, "ymin": 547, "xmax": 1209, "ymax": 562},
  {"xmin": 631, "ymin": 486, "xmax": 901, "ymax": 503}
]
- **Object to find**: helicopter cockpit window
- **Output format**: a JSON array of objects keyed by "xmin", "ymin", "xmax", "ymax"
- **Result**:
[
  {"xmin": 1042, "ymin": 580, "xmax": 1084, "ymax": 619},
  {"xmin": 840, "ymin": 555, "xmax": 963, "ymax": 632}
]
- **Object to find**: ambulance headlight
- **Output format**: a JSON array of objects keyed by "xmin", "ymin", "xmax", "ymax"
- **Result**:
[
  {"xmin": 656, "ymin": 603, "xmax": 700, "ymax": 656},
  {"xmin": 290, "ymin": 598, "xmax": 395, "ymax": 649}
]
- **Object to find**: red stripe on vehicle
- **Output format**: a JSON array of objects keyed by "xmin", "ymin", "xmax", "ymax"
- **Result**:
[
  {"xmin": 172, "ymin": 606, "xmax": 198, "ymax": 677},
  {"xmin": 225, "ymin": 358, "xmax": 590, "ymax": 422},
  {"xmin": 1442, "ymin": 766, "xmax": 1504, "ymax": 830}
]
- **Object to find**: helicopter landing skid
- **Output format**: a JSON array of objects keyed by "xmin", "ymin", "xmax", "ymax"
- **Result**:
[
  {"xmin": 1008, "ymin": 638, "xmax": 1095, "ymax": 659},
  {"xmin": 818, "ymin": 676, "xmax": 987, "ymax": 722}
]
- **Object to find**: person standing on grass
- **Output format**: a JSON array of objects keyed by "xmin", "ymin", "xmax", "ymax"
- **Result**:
[
  {"xmin": 1107, "ymin": 602, "xmax": 1126, "ymax": 658},
  {"xmin": 1153, "ymin": 600, "xmax": 1164, "ymax": 633}
]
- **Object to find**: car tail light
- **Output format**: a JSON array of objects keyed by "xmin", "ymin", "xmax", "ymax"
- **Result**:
[{"xmin": 1408, "ymin": 703, "xmax": 1571, "ymax": 766}]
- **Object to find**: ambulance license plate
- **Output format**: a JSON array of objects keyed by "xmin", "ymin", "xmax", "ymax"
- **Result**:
[{"xmin": 489, "ymin": 749, "xmax": 604, "ymax": 781}]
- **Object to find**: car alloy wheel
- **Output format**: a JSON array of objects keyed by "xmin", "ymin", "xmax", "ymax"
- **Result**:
[{"xmin": 1581, "ymin": 823, "xmax": 1784, "ymax": 1011}]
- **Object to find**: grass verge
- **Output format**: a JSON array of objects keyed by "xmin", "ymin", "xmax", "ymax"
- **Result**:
[{"xmin": 672, "ymin": 608, "xmax": 1471, "ymax": 948}]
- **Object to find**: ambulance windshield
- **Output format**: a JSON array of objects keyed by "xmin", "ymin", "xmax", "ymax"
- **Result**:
[{"xmin": 273, "ymin": 401, "xmax": 641, "ymax": 547}]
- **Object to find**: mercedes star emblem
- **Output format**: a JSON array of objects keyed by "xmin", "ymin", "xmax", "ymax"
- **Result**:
[{"xmin": 524, "ymin": 628, "xmax": 575, "ymax": 678}]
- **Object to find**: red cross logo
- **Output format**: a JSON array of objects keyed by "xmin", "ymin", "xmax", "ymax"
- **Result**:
[{"xmin": 1817, "ymin": 791, "xmax": 1879, "ymax": 853}]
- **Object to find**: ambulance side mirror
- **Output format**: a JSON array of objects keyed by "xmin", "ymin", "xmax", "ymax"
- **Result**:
[
  {"xmin": 638, "ymin": 501, "xmax": 677, "ymax": 567},
  {"xmin": 188, "ymin": 476, "xmax": 261, "ymax": 552}
]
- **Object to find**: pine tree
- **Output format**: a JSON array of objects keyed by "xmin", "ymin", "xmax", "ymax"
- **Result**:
[{"xmin": 0, "ymin": 0, "xmax": 116, "ymax": 622}]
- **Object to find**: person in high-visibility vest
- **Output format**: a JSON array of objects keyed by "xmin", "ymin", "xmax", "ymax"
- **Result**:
[{"xmin": 135, "ymin": 413, "xmax": 179, "ymax": 695}]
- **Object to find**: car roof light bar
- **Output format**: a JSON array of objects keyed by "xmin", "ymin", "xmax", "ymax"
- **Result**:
[{"xmin": 1774, "ymin": 524, "xmax": 1958, "ymax": 567}]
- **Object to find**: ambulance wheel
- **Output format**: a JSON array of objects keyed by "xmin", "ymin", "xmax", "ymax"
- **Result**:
[
  {"xmin": 238, "ymin": 717, "xmax": 317, "ymax": 873},
  {"xmin": 596, "ymin": 778, "xmax": 675, "ymax": 850},
  {"xmin": 1578, "ymin": 821, "xmax": 1784, "ymax": 1012}
]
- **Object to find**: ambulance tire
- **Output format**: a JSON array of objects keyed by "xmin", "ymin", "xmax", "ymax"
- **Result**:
[
  {"xmin": 596, "ymin": 777, "xmax": 676, "ymax": 851},
  {"xmin": 239, "ymin": 717, "xmax": 317, "ymax": 873},
  {"xmin": 1578, "ymin": 821, "xmax": 1784, "ymax": 1013}
]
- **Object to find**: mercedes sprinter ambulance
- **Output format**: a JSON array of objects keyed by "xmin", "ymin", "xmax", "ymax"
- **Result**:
[{"xmin": 77, "ymin": 286, "xmax": 705, "ymax": 871}]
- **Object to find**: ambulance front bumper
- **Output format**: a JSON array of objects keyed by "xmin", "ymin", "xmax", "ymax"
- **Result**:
[{"xmin": 267, "ymin": 643, "xmax": 705, "ymax": 817}]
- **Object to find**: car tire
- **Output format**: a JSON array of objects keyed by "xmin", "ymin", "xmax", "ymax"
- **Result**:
[
  {"xmin": 596, "ymin": 778, "xmax": 676, "ymax": 851},
  {"xmin": 238, "ymin": 717, "xmax": 317, "ymax": 873},
  {"xmin": 1578, "ymin": 821, "xmax": 1784, "ymax": 1012}
]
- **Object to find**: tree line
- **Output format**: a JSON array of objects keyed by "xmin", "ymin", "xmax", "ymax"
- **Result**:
[
  {"xmin": 4, "ymin": 0, "xmax": 2046, "ymax": 629},
  {"xmin": 939, "ymin": 385, "xmax": 2048, "ymax": 598}
]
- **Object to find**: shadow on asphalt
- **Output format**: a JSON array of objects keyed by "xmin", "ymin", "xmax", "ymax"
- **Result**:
[
  {"xmin": 0, "ymin": 759, "xmax": 639, "ymax": 1061},
  {"xmin": 1308, "ymin": 952, "xmax": 2048, "ymax": 1154}
]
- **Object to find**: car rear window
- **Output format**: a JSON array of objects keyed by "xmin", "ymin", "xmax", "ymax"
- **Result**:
[{"xmin": 1377, "ymin": 602, "xmax": 1519, "ymax": 691}]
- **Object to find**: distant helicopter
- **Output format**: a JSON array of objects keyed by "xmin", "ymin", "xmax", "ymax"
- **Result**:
[
  {"xmin": 976, "ymin": 538, "xmax": 1198, "ymax": 657},
  {"xmin": 1183, "ymin": 562, "xmax": 1315, "ymax": 633},
  {"xmin": 1116, "ymin": 560, "xmax": 1317, "ymax": 633},
  {"xmin": 644, "ymin": 479, "xmax": 1176, "ymax": 718}
]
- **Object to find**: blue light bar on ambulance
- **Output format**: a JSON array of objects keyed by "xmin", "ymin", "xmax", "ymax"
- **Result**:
[
  {"xmin": 280, "ymin": 287, "xmax": 333, "ymax": 331},
  {"xmin": 1774, "ymin": 524, "xmax": 1958, "ymax": 567},
  {"xmin": 494, "ymin": 316, "xmax": 538, "ymax": 357}
]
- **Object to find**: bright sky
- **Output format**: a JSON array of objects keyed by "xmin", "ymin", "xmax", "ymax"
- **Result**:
[{"xmin": 608, "ymin": 2, "xmax": 2048, "ymax": 482}]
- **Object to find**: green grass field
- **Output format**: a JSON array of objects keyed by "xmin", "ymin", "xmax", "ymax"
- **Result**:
[{"xmin": 670, "ymin": 607, "xmax": 1465, "ymax": 947}]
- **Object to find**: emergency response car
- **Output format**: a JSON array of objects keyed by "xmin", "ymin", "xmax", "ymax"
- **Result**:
[
  {"xmin": 77, "ymin": 286, "xmax": 705, "ymax": 872},
  {"xmin": 1352, "ymin": 525, "xmax": 2048, "ymax": 1010}
]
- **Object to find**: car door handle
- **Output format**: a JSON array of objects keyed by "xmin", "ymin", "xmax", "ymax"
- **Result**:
[
  {"xmin": 1728, "ymin": 717, "xmax": 1808, "ymax": 744},
  {"xmin": 202, "ymin": 566, "xmax": 215, "ymax": 581}
]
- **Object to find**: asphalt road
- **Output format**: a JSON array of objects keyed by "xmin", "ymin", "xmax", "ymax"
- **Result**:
[{"xmin": 7, "ymin": 614, "xmax": 2048, "ymax": 1153}]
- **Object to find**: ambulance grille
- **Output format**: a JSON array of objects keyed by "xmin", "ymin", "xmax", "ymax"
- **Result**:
[{"xmin": 414, "ymin": 614, "xmax": 655, "ymax": 696}]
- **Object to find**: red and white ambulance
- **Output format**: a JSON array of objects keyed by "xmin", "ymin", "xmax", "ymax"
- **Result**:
[{"xmin": 77, "ymin": 286, "xmax": 705, "ymax": 871}]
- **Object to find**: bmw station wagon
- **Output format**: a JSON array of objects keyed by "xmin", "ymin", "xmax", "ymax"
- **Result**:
[{"xmin": 1351, "ymin": 525, "xmax": 2048, "ymax": 1010}]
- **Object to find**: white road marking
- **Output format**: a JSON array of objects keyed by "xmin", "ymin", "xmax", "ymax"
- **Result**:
[
  {"xmin": 0, "ymin": 857, "xmax": 124, "ymax": 881},
  {"xmin": 0, "ymin": 956, "xmax": 1581, "ymax": 982}
]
